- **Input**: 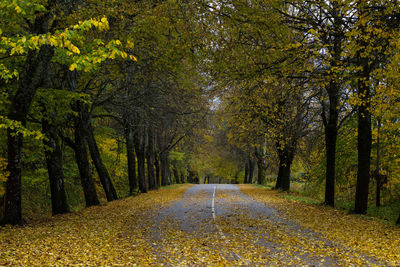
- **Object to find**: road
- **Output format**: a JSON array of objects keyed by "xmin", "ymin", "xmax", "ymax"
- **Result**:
[
  {"xmin": 147, "ymin": 184, "xmax": 386, "ymax": 266},
  {"xmin": 1, "ymin": 184, "xmax": 396, "ymax": 266}
]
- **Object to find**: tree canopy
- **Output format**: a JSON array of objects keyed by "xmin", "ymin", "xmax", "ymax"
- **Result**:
[{"xmin": 1, "ymin": 0, "xmax": 400, "ymax": 227}]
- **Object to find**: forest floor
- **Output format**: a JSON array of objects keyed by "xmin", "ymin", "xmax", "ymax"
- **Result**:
[{"xmin": 1, "ymin": 184, "xmax": 400, "ymax": 266}]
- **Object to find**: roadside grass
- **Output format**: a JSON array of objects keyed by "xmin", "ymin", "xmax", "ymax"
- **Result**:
[
  {"xmin": 254, "ymin": 183, "xmax": 274, "ymax": 190},
  {"xmin": 365, "ymin": 203, "xmax": 400, "ymax": 224},
  {"xmin": 162, "ymin": 183, "xmax": 191, "ymax": 190}
]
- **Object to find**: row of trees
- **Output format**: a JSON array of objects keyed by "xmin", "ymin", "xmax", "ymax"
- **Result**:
[
  {"xmin": 204, "ymin": 0, "xmax": 400, "ymax": 221},
  {"xmin": 0, "ymin": 0, "xmax": 208, "ymax": 225},
  {"xmin": 2, "ymin": 0, "xmax": 400, "ymax": 226}
]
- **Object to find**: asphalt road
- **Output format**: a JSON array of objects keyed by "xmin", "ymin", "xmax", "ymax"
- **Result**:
[{"xmin": 147, "ymin": 184, "xmax": 386, "ymax": 266}]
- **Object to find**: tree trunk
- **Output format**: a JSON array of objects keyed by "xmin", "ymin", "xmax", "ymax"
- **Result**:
[
  {"xmin": 324, "ymin": 110, "xmax": 338, "ymax": 206},
  {"xmin": 354, "ymin": 73, "xmax": 372, "ymax": 213},
  {"xmin": 397, "ymin": 213, "xmax": 400, "ymax": 225},
  {"xmin": 244, "ymin": 160, "xmax": 249, "ymax": 184},
  {"xmin": 187, "ymin": 169, "xmax": 194, "ymax": 183},
  {"xmin": 1, "ymin": 0, "xmax": 77, "ymax": 225},
  {"xmin": 137, "ymin": 150, "xmax": 146, "ymax": 193},
  {"xmin": 146, "ymin": 128, "xmax": 156, "ymax": 190},
  {"xmin": 86, "ymin": 125, "xmax": 118, "ymax": 201},
  {"xmin": 173, "ymin": 167, "xmax": 180, "ymax": 184},
  {"xmin": 275, "ymin": 166, "xmax": 282, "ymax": 189},
  {"xmin": 375, "ymin": 119, "xmax": 381, "ymax": 207},
  {"xmin": 3, "ymin": 131, "xmax": 23, "ymax": 225},
  {"xmin": 279, "ymin": 161, "xmax": 291, "ymax": 192},
  {"xmin": 155, "ymin": 154, "xmax": 161, "ymax": 188},
  {"xmin": 234, "ymin": 170, "xmax": 240, "ymax": 184},
  {"xmin": 74, "ymin": 118, "xmax": 100, "ymax": 207},
  {"xmin": 161, "ymin": 152, "xmax": 171, "ymax": 186},
  {"xmin": 3, "ymin": 45, "xmax": 55, "ymax": 225},
  {"xmin": 42, "ymin": 119, "xmax": 69, "ymax": 215},
  {"xmin": 255, "ymin": 147, "xmax": 266, "ymax": 185},
  {"xmin": 354, "ymin": 89, "xmax": 372, "ymax": 214},
  {"xmin": 257, "ymin": 160, "xmax": 266, "ymax": 185},
  {"xmin": 125, "ymin": 126, "xmax": 137, "ymax": 195},
  {"xmin": 135, "ymin": 127, "xmax": 147, "ymax": 193},
  {"xmin": 376, "ymin": 174, "xmax": 381, "ymax": 207},
  {"xmin": 81, "ymin": 105, "xmax": 118, "ymax": 201},
  {"xmin": 323, "ymin": 0, "xmax": 341, "ymax": 208},
  {"xmin": 275, "ymin": 147, "xmax": 294, "ymax": 191},
  {"xmin": 180, "ymin": 173, "xmax": 185, "ymax": 184},
  {"xmin": 248, "ymin": 157, "xmax": 255, "ymax": 184},
  {"xmin": 2, "ymin": 27, "xmax": 56, "ymax": 224},
  {"xmin": 354, "ymin": 2, "xmax": 373, "ymax": 215}
]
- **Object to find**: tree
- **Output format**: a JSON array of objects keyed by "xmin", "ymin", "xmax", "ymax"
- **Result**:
[
  {"xmin": 1, "ymin": 0, "xmax": 133, "ymax": 224},
  {"xmin": 351, "ymin": 1, "xmax": 400, "ymax": 214},
  {"xmin": 278, "ymin": 0, "xmax": 352, "ymax": 206},
  {"xmin": 41, "ymin": 111, "xmax": 69, "ymax": 215}
]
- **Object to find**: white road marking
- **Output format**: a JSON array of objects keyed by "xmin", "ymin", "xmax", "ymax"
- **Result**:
[
  {"xmin": 210, "ymin": 185, "xmax": 242, "ymax": 260},
  {"xmin": 211, "ymin": 185, "xmax": 216, "ymax": 219}
]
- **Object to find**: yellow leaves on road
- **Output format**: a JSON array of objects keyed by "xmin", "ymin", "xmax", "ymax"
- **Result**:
[
  {"xmin": 0, "ymin": 185, "xmax": 190, "ymax": 266},
  {"xmin": 240, "ymin": 185, "xmax": 400, "ymax": 266},
  {"xmin": 2, "ymin": 184, "xmax": 399, "ymax": 266}
]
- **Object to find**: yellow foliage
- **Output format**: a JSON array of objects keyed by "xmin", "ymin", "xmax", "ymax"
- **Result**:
[{"xmin": 97, "ymin": 137, "xmax": 128, "ymax": 182}]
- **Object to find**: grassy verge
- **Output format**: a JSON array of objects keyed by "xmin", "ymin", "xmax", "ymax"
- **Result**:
[
  {"xmin": 254, "ymin": 183, "xmax": 274, "ymax": 190},
  {"xmin": 162, "ymin": 183, "xmax": 189, "ymax": 190}
]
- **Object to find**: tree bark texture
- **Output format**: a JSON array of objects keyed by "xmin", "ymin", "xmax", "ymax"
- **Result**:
[
  {"xmin": 146, "ymin": 128, "xmax": 156, "ymax": 190},
  {"xmin": 248, "ymin": 157, "xmax": 255, "ymax": 184},
  {"xmin": 80, "ymin": 104, "xmax": 118, "ymax": 201},
  {"xmin": 74, "ymin": 117, "xmax": 100, "ymax": 207},
  {"xmin": 42, "ymin": 119, "xmax": 69, "ymax": 215},
  {"xmin": 355, "ymin": 96, "xmax": 372, "ymax": 214},
  {"xmin": 322, "ymin": 0, "xmax": 342, "ymax": 208},
  {"xmin": 154, "ymin": 154, "xmax": 161, "ymax": 188},
  {"xmin": 324, "ymin": 106, "xmax": 338, "ymax": 206},
  {"xmin": 354, "ymin": 63, "xmax": 372, "ymax": 213},
  {"xmin": 125, "ymin": 126, "xmax": 137, "ymax": 195},
  {"xmin": 161, "ymin": 152, "xmax": 171, "ymax": 186},
  {"xmin": 173, "ymin": 167, "xmax": 180, "ymax": 184},
  {"xmin": 275, "ymin": 147, "xmax": 294, "ymax": 191},
  {"xmin": 257, "ymin": 160, "xmax": 266, "ymax": 185},
  {"xmin": 255, "ymin": 147, "xmax": 266, "ymax": 185},
  {"xmin": 375, "ymin": 119, "xmax": 381, "ymax": 207},
  {"xmin": 134, "ymin": 127, "xmax": 147, "ymax": 193},
  {"xmin": 244, "ymin": 160, "xmax": 249, "ymax": 184}
]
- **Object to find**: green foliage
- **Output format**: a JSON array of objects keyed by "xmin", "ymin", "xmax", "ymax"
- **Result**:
[
  {"xmin": 1, "ymin": 0, "xmax": 400, "ymax": 228},
  {"xmin": 96, "ymin": 129, "xmax": 129, "ymax": 197},
  {"xmin": 187, "ymin": 117, "xmax": 244, "ymax": 183}
]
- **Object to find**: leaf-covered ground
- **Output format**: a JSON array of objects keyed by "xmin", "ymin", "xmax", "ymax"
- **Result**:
[
  {"xmin": 1, "ymin": 184, "xmax": 400, "ymax": 266},
  {"xmin": 239, "ymin": 185, "xmax": 400, "ymax": 266},
  {"xmin": 0, "ymin": 185, "xmax": 191, "ymax": 266}
]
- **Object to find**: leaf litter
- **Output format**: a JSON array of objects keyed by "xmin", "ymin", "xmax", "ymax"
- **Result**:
[{"xmin": 1, "ymin": 184, "xmax": 399, "ymax": 266}]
